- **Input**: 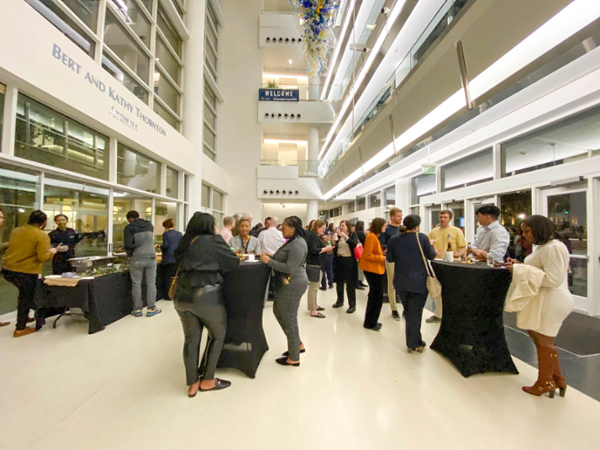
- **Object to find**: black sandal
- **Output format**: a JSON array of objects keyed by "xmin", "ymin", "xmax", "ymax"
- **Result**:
[
  {"xmin": 316, "ymin": 306, "xmax": 325, "ymax": 311},
  {"xmin": 282, "ymin": 348, "xmax": 306, "ymax": 356},
  {"xmin": 310, "ymin": 312, "xmax": 326, "ymax": 318}
]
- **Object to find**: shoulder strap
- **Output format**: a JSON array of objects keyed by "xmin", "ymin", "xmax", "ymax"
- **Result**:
[
  {"xmin": 173, "ymin": 236, "xmax": 200, "ymax": 279},
  {"xmin": 415, "ymin": 233, "xmax": 436, "ymax": 278}
]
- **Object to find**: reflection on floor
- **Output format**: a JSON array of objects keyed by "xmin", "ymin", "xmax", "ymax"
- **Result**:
[{"xmin": 1, "ymin": 289, "xmax": 599, "ymax": 450}]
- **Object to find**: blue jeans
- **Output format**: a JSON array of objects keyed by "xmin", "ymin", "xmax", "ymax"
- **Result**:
[{"xmin": 130, "ymin": 259, "xmax": 157, "ymax": 310}]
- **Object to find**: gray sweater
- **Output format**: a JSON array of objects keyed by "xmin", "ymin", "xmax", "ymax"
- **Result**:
[{"xmin": 124, "ymin": 219, "xmax": 156, "ymax": 261}]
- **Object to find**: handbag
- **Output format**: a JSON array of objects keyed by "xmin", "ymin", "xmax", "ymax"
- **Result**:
[
  {"xmin": 168, "ymin": 236, "xmax": 199, "ymax": 299},
  {"xmin": 415, "ymin": 233, "xmax": 442, "ymax": 299},
  {"xmin": 353, "ymin": 242, "xmax": 364, "ymax": 260},
  {"xmin": 306, "ymin": 264, "xmax": 321, "ymax": 283}
]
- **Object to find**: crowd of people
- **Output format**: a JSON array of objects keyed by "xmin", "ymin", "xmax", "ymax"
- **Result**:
[{"xmin": 0, "ymin": 204, "xmax": 574, "ymax": 399}]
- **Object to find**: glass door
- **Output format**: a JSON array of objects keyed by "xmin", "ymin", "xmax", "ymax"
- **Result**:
[
  {"xmin": 542, "ymin": 185, "xmax": 589, "ymax": 312},
  {"xmin": 0, "ymin": 163, "xmax": 40, "ymax": 315},
  {"xmin": 444, "ymin": 201, "xmax": 465, "ymax": 233},
  {"xmin": 112, "ymin": 192, "xmax": 153, "ymax": 252},
  {"xmin": 471, "ymin": 196, "xmax": 496, "ymax": 236},
  {"xmin": 427, "ymin": 204, "xmax": 442, "ymax": 232}
]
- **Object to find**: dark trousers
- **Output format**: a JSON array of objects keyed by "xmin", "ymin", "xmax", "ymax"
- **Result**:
[
  {"xmin": 320, "ymin": 254, "xmax": 333, "ymax": 288},
  {"xmin": 363, "ymin": 271, "xmax": 385, "ymax": 328},
  {"xmin": 174, "ymin": 285, "xmax": 227, "ymax": 385},
  {"xmin": 335, "ymin": 257, "xmax": 356, "ymax": 307},
  {"xmin": 2, "ymin": 269, "xmax": 39, "ymax": 330},
  {"xmin": 157, "ymin": 263, "xmax": 178, "ymax": 300},
  {"xmin": 398, "ymin": 290, "xmax": 428, "ymax": 349}
]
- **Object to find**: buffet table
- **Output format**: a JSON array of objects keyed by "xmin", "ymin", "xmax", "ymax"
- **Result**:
[
  {"xmin": 218, "ymin": 261, "xmax": 271, "ymax": 378},
  {"xmin": 35, "ymin": 271, "xmax": 142, "ymax": 334},
  {"xmin": 430, "ymin": 260, "xmax": 519, "ymax": 377}
]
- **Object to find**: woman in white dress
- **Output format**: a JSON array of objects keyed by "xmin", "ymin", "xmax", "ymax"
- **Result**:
[{"xmin": 506, "ymin": 215, "xmax": 573, "ymax": 398}]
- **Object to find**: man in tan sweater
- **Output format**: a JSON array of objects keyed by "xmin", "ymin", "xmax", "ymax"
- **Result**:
[{"xmin": 2, "ymin": 210, "xmax": 57, "ymax": 337}]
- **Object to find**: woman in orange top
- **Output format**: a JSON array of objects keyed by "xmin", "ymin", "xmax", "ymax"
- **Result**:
[{"xmin": 360, "ymin": 218, "xmax": 387, "ymax": 331}]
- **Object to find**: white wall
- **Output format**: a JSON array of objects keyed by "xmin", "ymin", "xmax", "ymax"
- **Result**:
[
  {"xmin": 262, "ymin": 203, "xmax": 308, "ymax": 225},
  {"xmin": 219, "ymin": 0, "xmax": 263, "ymax": 217},
  {"xmin": 0, "ymin": 0, "xmax": 196, "ymax": 174}
]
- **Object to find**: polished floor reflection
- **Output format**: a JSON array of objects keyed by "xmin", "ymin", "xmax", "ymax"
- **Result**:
[{"xmin": 1, "ymin": 289, "xmax": 599, "ymax": 450}]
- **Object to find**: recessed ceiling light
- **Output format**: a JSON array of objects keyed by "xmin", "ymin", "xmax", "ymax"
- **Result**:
[{"xmin": 288, "ymin": 59, "xmax": 293, "ymax": 64}]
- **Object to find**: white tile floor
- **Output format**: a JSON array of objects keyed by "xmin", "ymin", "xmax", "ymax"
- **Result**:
[{"xmin": 1, "ymin": 288, "xmax": 599, "ymax": 450}]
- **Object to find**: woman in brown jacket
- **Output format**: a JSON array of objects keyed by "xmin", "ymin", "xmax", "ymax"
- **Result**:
[{"xmin": 359, "ymin": 218, "xmax": 387, "ymax": 330}]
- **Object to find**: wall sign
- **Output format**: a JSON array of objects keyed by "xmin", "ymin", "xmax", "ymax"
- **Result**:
[
  {"xmin": 51, "ymin": 43, "xmax": 166, "ymax": 137},
  {"xmin": 259, "ymin": 89, "xmax": 300, "ymax": 102}
]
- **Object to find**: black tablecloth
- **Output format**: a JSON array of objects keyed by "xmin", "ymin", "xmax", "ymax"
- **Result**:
[
  {"xmin": 218, "ymin": 261, "xmax": 271, "ymax": 378},
  {"xmin": 430, "ymin": 261, "xmax": 519, "ymax": 377},
  {"xmin": 35, "ymin": 272, "xmax": 142, "ymax": 334}
]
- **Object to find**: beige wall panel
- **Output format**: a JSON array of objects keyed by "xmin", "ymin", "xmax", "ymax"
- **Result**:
[{"xmin": 461, "ymin": 0, "xmax": 573, "ymax": 80}]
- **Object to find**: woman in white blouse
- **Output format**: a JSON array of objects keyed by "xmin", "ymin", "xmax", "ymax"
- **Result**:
[{"xmin": 506, "ymin": 215, "xmax": 573, "ymax": 398}]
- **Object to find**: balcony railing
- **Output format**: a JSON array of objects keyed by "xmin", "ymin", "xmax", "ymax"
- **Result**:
[
  {"xmin": 260, "ymin": 160, "xmax": 320, "ymax": 177},
  {"xmin": 324, "ymin": 0, "xmax": 469, "ymax": 173}
]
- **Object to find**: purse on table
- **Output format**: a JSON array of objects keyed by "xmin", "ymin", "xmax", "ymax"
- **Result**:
[{"xmin": 416, "ymin": 233, "xmax": 442, "ymax": 299}]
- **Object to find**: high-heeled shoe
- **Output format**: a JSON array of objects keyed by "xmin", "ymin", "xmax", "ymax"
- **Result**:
[
  {"xmin": 276, "ymin": 357, "xmax": 300, "ymax": 366},
  {"xmin": 552, "ymin": 350, "xmax": 567, "ymax": 397}
]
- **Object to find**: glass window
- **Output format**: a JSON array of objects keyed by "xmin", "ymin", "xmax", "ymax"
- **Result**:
[
  {"xmin": 205, "ymin": 82, "xmax": 217, "ymax": 109},
  {"xmin": 205, "ymin": 14, "xmax": 218, "ymax": 50},
  {"xmin": 139, "ymin": 0, "xmax": 153, "ymax": 13},
  {"xmin": 213, "ymin": 190, "xmax": 224, "ymax": 212},
  {"xmin": 204, "ymin": 102, "xmax": 216, "ymax": 129},
  {"xmin": 166, "ymin": 167, "xmax": 178, "ymax": 199},
  {"xmin": 108, "ymin": 0, "xmax": 151, "ymax": 49},
  {"xmin": 411, "ymin": 174, "xmax": 436, "ymax": 205},
  {"xmin": 347, "ymin": 202, "xmax": 355, "ymax": 213},
  {"xmin": 104, "ymin": 10, "xmax": 150, "ymax": 83},
  {"xmin": 547, "ymin": 191, "xmax": 587, "ymax": 297},
  {"xmin": 102, "ymin": 52, "xmax": 149, "ymax": 103},
  {"xmin": 499, "ymin": 191, "xmax": 532, "ymax": 230},
  {"xmin": 155, "ymin": 200, "xmax": 179, "ymax": 241},
  {"xmin": 0, "ymin": 84, "xmax": 5, "ymax": 143},
  {"xmin": 442, "ymin": 148, "xmax": 493, "ymax": 191},
  {"xmin": 184, "ymin": 174, "xmax": 189, "ymax": 202},
  {"xmin": 203, "ymin": 146, "xmax": 216, "ymax": 161},
  {"xmin": 204, "ymin": 123, "xmax": 216, "ymax": 149},
  {"xmin": 201, "ymin": 184, "xmax": 211, "ymax": 208},
  {"xmin": 28, "ymin": 0, "xmax": 96, "ymax": 57},
  {"xmin": 502, "ymin": 105, "xmax": 600, "ymax": 177},
  {"xmin": 42, "ymin": 177, "xmax": 109, "ymax": 260},
  {"xmin": 112, "ymin": 192, "xmax": 153, "ymax": 249},
  {"xmin": 173, "ymin": 0, "xmax": 184, "ymax": 20},
  {"xmin": 0, "ymin": 163, "xmax": 41, "ymax": 315},
  {"xmin": 357, "ymin": 197, "xmax": 366, "ymax": 211},
  {"xmin": 117, "ymin": 143, "xmax": 160, "ymax": 193},
  {"xmin": 61, "ymin": 0, "xmax": 100, "ymax": 30},
  {"xmin": 157, "ymin": 3, "xmax": 182, "ymax": 57},
  {"xmin": 384, "ymin": 186, "xmax": 395, "ymax": 206},
  {"xmin": 154, "ymin": 100, "xmax": 180, "ymax": 130},
  {"xmin": 369, "ymin": 192, "xmax": 381, "ymax": 208},
  {"xmin": 154, "ymin": 69, "xmax": 179, "ymax": 113},
  {"xmin": 15, "ymin": 94, "xmax": 109, "ymax": 180},
  {"xmin": 156, "ymin": 36, "xmax": 181, "ymax": 86},
  {"xmin": 205, "ymin": 44, "xmax": 218, "ymax": 79}
]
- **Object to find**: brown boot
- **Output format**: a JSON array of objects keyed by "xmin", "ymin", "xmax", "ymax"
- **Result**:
[
  {"xmin": 13, "ymin": 327, "xmax": 36, "ymax": 338},
  {"xmin": 552, "ymin": 350, "xmax": 567, "ymax": 397},
  {"xmin": 0, "ymin": 321, "xmax": 11, "ymax": 327},
  {"xmin": 522, "ymin": 345, "xmax": 557, "ymax": 398}
]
